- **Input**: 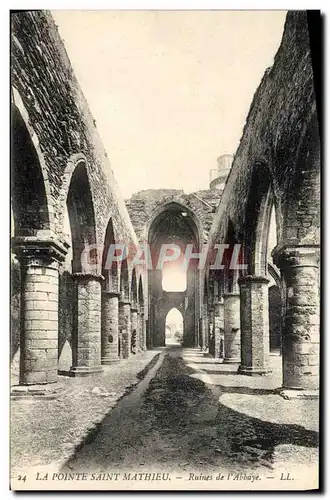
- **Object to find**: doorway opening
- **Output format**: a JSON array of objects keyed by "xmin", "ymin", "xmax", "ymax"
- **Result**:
[{"xmin": 165, "ymin": 308, "xmax": 183, "ymax": 346}]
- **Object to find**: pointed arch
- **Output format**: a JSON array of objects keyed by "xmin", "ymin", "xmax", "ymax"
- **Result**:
[
  {"xmin": 138, "ymin": 274, "xmax": 144, "ymax": 308},
  {"xmin": 120, "ymin": 258, "xmax": 129, "ymax": 301},
  {"xmin": 147, "ymin": 201, "xmax": 202, "ymax": 249},
  {"xmin": 102, "ymin": 217, "xmax": 119, "ymax": 292},
  {"xmin": 165, "ymin": 307, "xmax": 183, "ymax": 344},
  {"xmin": 243, "ymin": 162, "xmax": 279, "ymax": 276},
  {"xmin": 222, "ymin": 219, "xmax": 240, "ymax": 292},
  {"xmin": 66, "ymin": 159, "xmax": 98, "ymax": 273},
  {"xmin": 131, "ymin": 268, "xmax": 138, "ymax": 307},
  {"xmin": 147, "ymin": 201, "xmax": 200, "ymax": 348},
  {"xmin": 11, "ymin": 103, "xmax": 51, "ymax": 236}
]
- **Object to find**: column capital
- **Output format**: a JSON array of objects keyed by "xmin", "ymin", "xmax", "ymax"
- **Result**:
[
  {"xmin": 12, "ymin": 236, "xmax": 69, "ymax": 265},
  {"xmin": 238, "ymin": 275, "xmax": 269, "ymax": 286},
  {"xmin": 72, "ymin": 272, "xmax": 105, "ymax": 283},
  {"xmin": 272, "ymin": 244, "xmax": 320, "ymax": 269}
]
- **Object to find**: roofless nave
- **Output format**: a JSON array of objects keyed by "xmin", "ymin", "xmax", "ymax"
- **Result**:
[{"xmin": 11, "ymin": 11, "xmax": 320, "ymax": 402}]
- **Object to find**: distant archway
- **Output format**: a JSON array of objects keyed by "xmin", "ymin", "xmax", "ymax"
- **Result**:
[
  {"xmin": 147, "ymin": 203, "xmax": 201, "ymax": 348},
  {"xmin": 165, "ymin": 308, "xmax": 183, "ymax": 346}
]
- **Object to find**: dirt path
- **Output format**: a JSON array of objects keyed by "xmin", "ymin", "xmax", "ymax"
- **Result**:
[{"xmin": 63, "ymin": 346, "xmax": 318, "ymax": 477}]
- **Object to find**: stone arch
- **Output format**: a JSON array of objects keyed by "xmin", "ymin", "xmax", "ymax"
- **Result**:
[
  {"xmin": 165, "ymin": 307, "xmax": 184, "ymax": 344},
  {"xmin": 138, "ymin": 274, "xmax": 145, "ymax": 309},
  {"xmin": 147, "ymin": 201, "xmax": 202, "ymax": 249},
  {"xmin": 11, "ymin": 103, "xmax": 52, "ymax": 236},
  {"xmin": 242, "ymin": 162, "xmax": 280, "ymax": 276},
  {"xmin": 66, "ymin": 158, "xmax": 98, "ymax": 274},
  {"xmin": 11, "ymin": 87, "xmax": 55, "ymax": 236},
  {"xmin": 271, "ymin": 110, "xmax": 320, "ymax": 392},
  {"xmin": 164, "ymin": 303, "xmax": 185, "ymax": 323},
  {"xmin": 222, "ymin": 219, "xmax": 240, "ymax": 292},
  {"xmin": 102, "ymin": 217, "xmax": 119, "ymax": 293},
  {"xmin": 267, "ymin": 262, "xmax": 281, "ymax": 288},
  {"xmin": 57, "ymin": 153, "xmax": 87, "ymax": 234},
  {"xmin": 237, "ymin": 164, "xmax": 281, "ymax": 375},
  {"xmin": 120, "ymin": 259, "xmax": 130, "ymax": 301},
  {"xmin": 147, "ymin": 201, "xmax": 200, "ymax": 348},
  {"xmin": 11, "ymin": 99, "xmax": 55, "ymax": 381},
  {"xmin": 58, "ymin": 157, "xmax": 100, "ymax": 373},
  {"xmin": 131, "ymin": 268, "xmax": 138, "ymax": 307}
]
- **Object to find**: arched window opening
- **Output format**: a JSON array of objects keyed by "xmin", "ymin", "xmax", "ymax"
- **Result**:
[{"xmin": 165, "ymin": 308, "xmax": 183, "ymax": 345}]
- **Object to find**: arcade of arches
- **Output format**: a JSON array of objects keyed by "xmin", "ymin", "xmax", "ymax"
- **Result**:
[{"xmin": 11, "ymin": 10, "xmax": 320, "ymax": 400}]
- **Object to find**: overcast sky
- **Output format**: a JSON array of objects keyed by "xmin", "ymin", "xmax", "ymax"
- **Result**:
[{"xmin": 52, "ymin": 10, "xmax": 287, "ymax": 199}]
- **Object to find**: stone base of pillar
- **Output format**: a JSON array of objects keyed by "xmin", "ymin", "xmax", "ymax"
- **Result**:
[
  {"xmin": 11, "ymin": 382, "xmax": 64, "ymax": 400},
  {"xmin": 69, "ymin": 365, "xmax": 103, "ymax": 377},
  {"xmin": 276, "ymin": 388, "xmax": 319, "ymax": 400},
  {"xmin": 238, "ymin": 365, "xmax": 272, "ymax": 376},
  {"xmin": 223, "ymin": 357, "xmax": 240, "ymax": 364}
]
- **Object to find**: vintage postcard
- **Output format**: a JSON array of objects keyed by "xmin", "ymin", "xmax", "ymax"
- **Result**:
[{"xmin": 10, "ymin": 9, "xmax": 321, "ymax": 491}]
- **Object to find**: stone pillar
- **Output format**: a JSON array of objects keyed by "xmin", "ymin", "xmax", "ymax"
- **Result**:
[
  {"xmin": 11, "ymin": 237, "xmax": 67, "ymax": 398},
  {"xmin": 213, "ymin": 299, "xmax": 224, "ymax": 359},
  {"xmin": 136, "ymin": 311, "xmax": 141, "ymax": 352},
  {"xmin": 223, "ymin": 292, "xmax": 241, "ymax": 363},
  {"xmin": 199, "ymin": 317, "xmax": 206, "ymax": 350},
  {"xmin": 208, "ymin": 307, "xmax": 215, "ymax": 356},
  {"xmin": 70, "ymin": 273, "xmax": 103, "ymax": 376},
  {"xmin": 119, "ymin": 300, "xmax": 131, "ymax": 359},
  {"xmin": 208, "ymin": 306, "xmax": 214, "ymax": 351},
  {"xmin": 101, "ymin": 291, "xmax": 120, "ymax": 364},
  {"xmin": 131, "ymin": 307, "xmax": 138, "ymax": 354},
  {"xmin": 140, "ymin": 312, "xmax": 146, "ymax": 350},
  {"xmin": 203, "ymin": 306, "xmax": 209, "ymax": 349},
  {"xmin": 238, "ymin": 275, "xmax": 271, "ymax": 375},
  {"xmin": 273, "ymin": 246, "xmax": 320, "ymax": 392}
]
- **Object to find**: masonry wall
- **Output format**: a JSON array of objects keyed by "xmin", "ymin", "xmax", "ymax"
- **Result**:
[
  {"xmin": 11, "ymin": 10, "xmax": 138, "ymax": 251},
  {"xmin": 10, "ymin": 259, "xmax": 21, "ymax": 382},
  {"xmin": 11, "ymin": 10, "xmax": 142, "ymax": 375},
  {"xmin": 204, "ymin": 11, "xmax": 320, "ymax": 392},
  {"xmin": 207, "ymin": 11, "xmax": 320, "ymax": 250},
  {"xmin": 126, "ymin": 189, "xmax": 220, "ymax": 244}
]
